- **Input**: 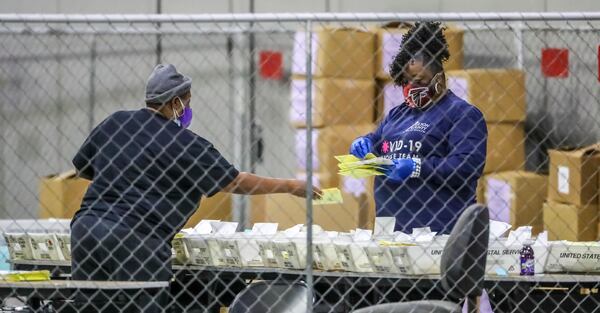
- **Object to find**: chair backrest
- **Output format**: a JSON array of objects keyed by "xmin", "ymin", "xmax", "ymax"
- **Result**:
[
  {"xmin": 229, "ymin": 280, "xmax": 309, "ymax": 313},
  {"xmin": 440, "ymin": 204, "xmax": 489, "ymax": 301}
]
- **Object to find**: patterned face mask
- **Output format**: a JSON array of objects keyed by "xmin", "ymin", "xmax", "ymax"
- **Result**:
[{"xmin": 403, "ymin": 73, "xmax": 441, "ymax": 110}]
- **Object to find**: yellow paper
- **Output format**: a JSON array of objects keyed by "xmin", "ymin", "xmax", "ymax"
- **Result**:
[
  {"xmin": 314, "ymin": 188, "xmax": 343, "ymax": 205},
  {"xmin": 335, "ymin": 153, "xmax": 390, "ymax": 178},
  {"xmin": 338, "ymin": 169, "xmax": 385, "ymax": 178},
  {"xmin": 1, "ymin": 270, "xmax": 51, "ymax": 282},
  {"xmin": 334, "ymin": 153, "xmax": 377, "ymax": 163}
]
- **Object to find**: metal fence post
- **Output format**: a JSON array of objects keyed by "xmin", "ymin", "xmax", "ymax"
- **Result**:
[{"xmin": 304, "ymin": 18, "xmax": 314, "ymax": 313}]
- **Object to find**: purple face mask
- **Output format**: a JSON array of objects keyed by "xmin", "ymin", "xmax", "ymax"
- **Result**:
[
  {"xmin": 174, "ymin": 98, "xmax": 193, "ymax": 128},
  {"xmin": 179, "ymin": 107, "xmax": 193, "ymax": 128}
]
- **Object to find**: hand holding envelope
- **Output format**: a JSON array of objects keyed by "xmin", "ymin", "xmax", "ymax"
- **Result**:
[{"xmin": 313, "ymin": 188, "xmax": 343, "ymax": 205}]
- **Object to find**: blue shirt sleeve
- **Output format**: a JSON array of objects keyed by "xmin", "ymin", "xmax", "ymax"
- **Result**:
[
  {"xmin": 419, "ymin": 106, "xmax": 487, "ymax": 187},
  {"xmin": 185, "ymin": 137, "xmax": 240, "ymax": 197}
]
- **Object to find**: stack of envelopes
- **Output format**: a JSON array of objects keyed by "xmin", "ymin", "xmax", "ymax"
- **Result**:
[{"xmin": 336, "ymin": 153, "xmax": 392, "ymax": 178}]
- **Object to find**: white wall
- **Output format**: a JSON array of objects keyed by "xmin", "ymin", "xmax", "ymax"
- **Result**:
[{"xmin": 0, "ymin": 0, "xmax": 598, "ymax": 13}]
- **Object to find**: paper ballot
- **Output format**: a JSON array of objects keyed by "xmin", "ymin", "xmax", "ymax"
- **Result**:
[
  {"xmin": 336, "ymin": 154, "xmax": 391, "ymax": 178},
  {"xmin": 314, "ymin": 188, "xmax": 343, "ymax": 205}
]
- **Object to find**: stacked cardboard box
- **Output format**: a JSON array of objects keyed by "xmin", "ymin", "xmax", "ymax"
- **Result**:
[
  {"xmin": 249, "ymin": 192, "xmax": 372, "ymax": 232},
  {"xmin": 39, "ymin": 171, "xmax": 233, "ymax": 225},
  {"xmin": 39, "ymin": 170, "xmax": 91, "ymax": 219},
  {"xmin": 284, "ymin": 27, "xmax": 379, "ymax": 231},
  {"xmin": 374, "ymin": 24, "xmax": 464, "ymax": 80},
  {"xmin": 543, "ymin": 144, "xmax": 600, "ymax": 241},
  {"xmin": 290, "ymin": 26, "xmax": 376, "ymax": 128},
  {"xmin": 294, "ymin": 124, "xmax": 376, "ymax": 188},
  {"xmin": 484, "ymin": 171, "xmax": 548, "ymax": 234},
  {"xmin": 290, "ymin": 78, "xmax": 375, "ymax": 128},
  {"xmin": 292, "ymin": 27, "xmax": 375, "ymax": 79},
  {"xmin": 249, "ymin": 175, "xmax": 376, "ymax": 231},
  {"xmin": 446, "ymin": 69, "xmax": 527, "ymax": 174}
]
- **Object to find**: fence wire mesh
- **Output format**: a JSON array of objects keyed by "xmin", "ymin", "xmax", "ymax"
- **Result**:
[{"xmin": 0, "ymin": 13, "xmax": 599, "ymax": 313}]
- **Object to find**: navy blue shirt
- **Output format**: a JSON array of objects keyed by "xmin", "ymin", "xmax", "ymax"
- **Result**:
[
  {"xmin": 72, "ymin": 109, "xmax": 239, "ymax": 239},
  {"xmin": 365, "ymin": 90, "xmax": 487, "ymax": 233}
]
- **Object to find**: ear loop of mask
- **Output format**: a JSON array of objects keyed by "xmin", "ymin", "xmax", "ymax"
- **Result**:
[{"xmin": 172, "ymin": 97, "xmax": 184, "ymax": 119}]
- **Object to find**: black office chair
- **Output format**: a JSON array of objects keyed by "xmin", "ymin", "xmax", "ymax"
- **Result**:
[
  {"xmin": 353, "ymin": 204, "xmax": 490, "ymax": 313},
  {"xmin": 228, "ymin": 280, "xmax": 309, "ymax": 313}
]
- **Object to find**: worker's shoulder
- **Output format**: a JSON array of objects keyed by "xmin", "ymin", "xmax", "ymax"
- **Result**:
[
  {"xmin": 445, "ymin": 91, "xmax": 484, "ymax": 120},
  {"xmin": 111, "ymin": 109, "xmax": 141, "ymax": 120},
  {"xmin": 98, "ymin": 110, "xmax": 138, "ymax": 125}
]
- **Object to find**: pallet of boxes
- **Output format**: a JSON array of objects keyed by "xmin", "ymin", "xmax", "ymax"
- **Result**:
[
  {"xmin": 543, "ymin": 143, "xmax": 600, "ymax": 273},
  {"xmin": 249, "ymin": 26, "xmax": 379, "ymax": 232},
  {"xmin": 445, "ymin": 68, "xmax": 548, "ymax": 234},
  {"xmin": 447, "ymin": 68, "xmax": 557, "ymax": 273}
]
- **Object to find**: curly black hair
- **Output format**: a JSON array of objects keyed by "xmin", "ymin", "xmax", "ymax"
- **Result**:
[{"xmin": 388, "ymin": 21, "xmax": 450, "ymax": 86}]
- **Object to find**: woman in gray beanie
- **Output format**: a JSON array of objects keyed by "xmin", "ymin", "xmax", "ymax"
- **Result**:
[{"xmin": 70, "ymin": 64, "xmax": 321, "ymax": 312}]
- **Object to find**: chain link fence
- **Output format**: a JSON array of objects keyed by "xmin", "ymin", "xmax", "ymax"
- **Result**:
[{"xmin": 0, "ymin": 12, "xmax": 599, "ymax": 312}]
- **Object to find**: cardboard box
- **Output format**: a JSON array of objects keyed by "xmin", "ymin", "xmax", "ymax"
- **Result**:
[
  {"xmin": 39, "ymin": 170, "xmax": 91, "ymax": 219},
  {"xmin": 334, "ymin": 239, "xmax": 375, "ymax": 273},
  {"xmin": 28, "ymin": 233, "xmax": 64, "ymax": 261},
  {"xmin": 485, "ymin": 171, "xmax": 548, "ymax": 234},
  {"xmin": 292, "ymin": 27, "xmax": 375, "ymax": 79},
  {"xmin": 446, "ymin": 69, "xmax": 527, "ymax": 122},
  {"xmin": 185, "ymin": 235, "xmax": 214, "ymax": 266},
  {"xmin": 548, "ymin": 144, "xmax": 600, "ymax": 207},
  {"xmin": 4, "ymin": 233, "xmax": 33, "ymax": 261},
  {"xmin": 485, "ymin": 123, "xmax": 526, "ymax": 174},
  {"xmin": 295, "ymin": 124, "xmax": 376, "ymax": 173},
  {"xmin": 295, "ymin": 172, "xmax": 338, "ymax": 190},
  {"xmin": 375, "ymin": 79, "xmax": 403, "ymax": 122},
  {"xmin": 340, "ymin": 176, "xmax": 375, "ymax": 230},
  {"xmin": 184, "ymin": 192, "xmax": 232, "ymax": 228},
  {"xmin": 378, "ymin": 237, "xmax": 549, "ymax": 276},
  {"xmin": 545, "ymin": 241, "xmax": 600, "ymax": 273},
  {"xmin": 476, "ymin": 178, "xmax": 485, "ymax": 204},
  {"xmin": 543, "ymin": 201, "xmax": 598, "ymax": 241},
  {"xmin": 55, "ymin": 233, "xmax": 71, "ymax": 261},
  {"xmin": 486, "ymin": 238, "xmax": 549, "ymax": 275},
  {"xmin": 290, "ymin": 78, "xmax": 375, "ymax": 128},
  {"xmin": 374, "ymin": 24, "xmax": 464, "ymax": 80},
  {"xmin": 249, "ymin": 192, "xmax": 368, "ymax": 232}
]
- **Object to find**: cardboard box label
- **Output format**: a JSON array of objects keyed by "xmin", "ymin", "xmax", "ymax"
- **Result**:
[
  {"xmin": 447, "ymin": 76, "xmax": 468, "ymax": 101},
  {"xmin": 558, "ymin": 166, "xmax": 570, "ymax": 194},
  {"xmin": 486, "ymin": 178, "xmax": 511, "ymax": 223},
  {"xmin": 295, "ymin": 130, "xmax": 320, "ymax": 171},
  {"xmin": 382, "ymin": 82, "xmax": 404, "ymax": 117},
  {"xmin": 380, "ymin": 32, "xmax": 404, "ymax": 75},
  {"xmin": 292, "ymin": 32, "xmax": 318, "ymax": 75},
  {"xmin": 289, "ymin": 79, "xmax": 315, "ymax": 125},
  {"xmin": 545, "ymin": 242, "xmax": 600, "ymax": 272}
]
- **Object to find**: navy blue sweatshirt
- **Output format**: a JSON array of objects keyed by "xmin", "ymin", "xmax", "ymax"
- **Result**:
[{"xmin": 365, "ymin": 90, "xmax": 487, "ymax": 234}]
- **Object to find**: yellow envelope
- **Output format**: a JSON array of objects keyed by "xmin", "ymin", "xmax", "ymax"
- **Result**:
[
  {"xmin": 313, "ymin": 188, "xmax": 343, "ymax": 205},
  {"xmin": 338, "ymin": 169, "xmax": 385, "ymax": 178},
  {"xmin": 334, "ymin": 153, "xmax": 377, "ymax": 163}
]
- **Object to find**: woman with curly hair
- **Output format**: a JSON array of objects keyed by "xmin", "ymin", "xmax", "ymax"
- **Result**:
[{"xmin": 350, "ymin": 22, "xmax": 487, "ymax": 233}]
